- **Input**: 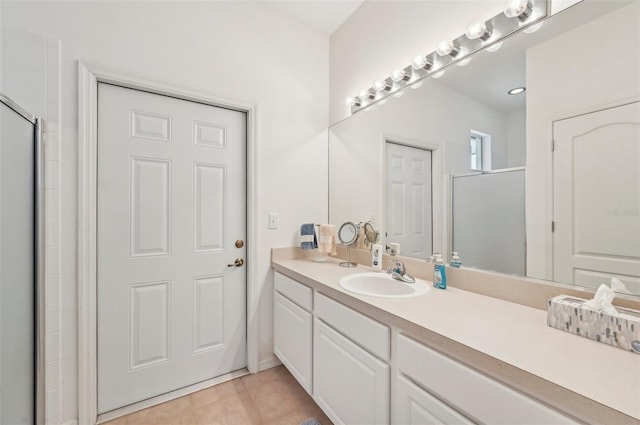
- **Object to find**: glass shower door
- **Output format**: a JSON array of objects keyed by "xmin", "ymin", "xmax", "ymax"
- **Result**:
[{"xmin": 0, "ymin": 98, "xmax": 36, "ymax": 424}]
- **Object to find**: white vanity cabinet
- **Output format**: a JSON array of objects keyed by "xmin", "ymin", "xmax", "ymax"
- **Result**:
[
  {"xmin": 314, "ymin": 293, "xmax": 390, "ymax": 425},
  {"xmin": 395, "ymin": 334, "xmax": 579, "ymax": 425},
  {"xmin": 273, "ymin": 272, "xmax": 313, "ymax": 393},
  {"xmin": 273, "ymin": 269, "xmax": 580, "ymax": 425}
]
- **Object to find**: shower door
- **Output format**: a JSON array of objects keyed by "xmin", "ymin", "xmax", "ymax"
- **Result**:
[{"xmin": 0, "ymin": 95, "xmax": 43, "ymax": 424}]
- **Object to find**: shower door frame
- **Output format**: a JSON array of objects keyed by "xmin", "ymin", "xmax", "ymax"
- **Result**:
[
  {"xmin": 77, "ymin": 63, "xmax": 260, "ymax": 425},
  {"xmin": 0, "ymin": 93, "xmax": 46, "ymax": 425}
]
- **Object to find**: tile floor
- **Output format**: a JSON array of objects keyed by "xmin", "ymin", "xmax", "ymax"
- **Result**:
[{"xmin": 104, "ymin": 365, "xmax": 333, "ymax": 425}]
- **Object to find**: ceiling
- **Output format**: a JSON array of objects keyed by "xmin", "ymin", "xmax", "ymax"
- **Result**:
[{"xmin": 260, "ymin": 0, "xmax": 365, "ymax": 35}]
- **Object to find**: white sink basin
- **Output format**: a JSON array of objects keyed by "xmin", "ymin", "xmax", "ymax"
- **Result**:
[{"xmin": 339, "ymin": 272, "xmax": 430, "ymax": 298}]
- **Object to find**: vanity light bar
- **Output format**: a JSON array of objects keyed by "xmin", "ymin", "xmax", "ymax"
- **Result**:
[{"xmin": 349, "ymin": 0, "xmax": 547, "ymax": 114}]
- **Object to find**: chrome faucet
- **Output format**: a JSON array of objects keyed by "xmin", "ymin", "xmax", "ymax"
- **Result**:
[{"xmin": 387, "ymin": 259, "xmax": 416, "ymax": 283}]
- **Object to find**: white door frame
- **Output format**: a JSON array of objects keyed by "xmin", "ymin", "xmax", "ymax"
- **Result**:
[{"xmin": 77, "ymin": 62, "xmax": 259, "ymax": 425}]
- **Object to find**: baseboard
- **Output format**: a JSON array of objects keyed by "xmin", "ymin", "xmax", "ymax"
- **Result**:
[
  {"xmin": 61, "ymin": 420, "xmax": 79, "ymax": 425},
  {"xmin": 258, "ymin": 355, "xmax": 282, "ymax": 371}
]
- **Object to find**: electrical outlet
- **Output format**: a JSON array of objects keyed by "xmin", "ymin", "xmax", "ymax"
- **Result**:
[{"xmin": 268, "ymin": 213, "xmax": 278, "ymax": 229}]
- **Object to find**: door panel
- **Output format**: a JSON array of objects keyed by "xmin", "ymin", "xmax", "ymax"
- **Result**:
[
  {"xmin": 313, "ymin": 319, "xmax": 389, "ymax": 425},
  {"xmin": 385, "ymin": 142, "xmax": 432, "ymax": 259},
  {"xmin": 553, "ymin": 102, "xmax": 640, "ymax": 293},
  {"xmin": 97, "ymin": 83, "xmax": 247, "ymax": 412}
]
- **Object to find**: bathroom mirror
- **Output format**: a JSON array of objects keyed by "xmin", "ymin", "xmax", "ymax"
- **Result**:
[
  {"xmin": 363, "ymin": 221, "xmax": 380, "ymax": 245},
  {"xmin": 328, "ymin": 1, "xmax": 640, "ymax": 295},
  {"xmin": 338, "ymin": 222, "xmax": 359, "ymax": 267},
  {"xmin": 338, "ymin": 222, "xmax": 358, "ymax": 246}
]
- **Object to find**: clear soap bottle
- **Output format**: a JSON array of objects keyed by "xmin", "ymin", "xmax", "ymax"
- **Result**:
[{"xmin": 450, "ymin": 252, "xmax": 462, "ymax": 268}]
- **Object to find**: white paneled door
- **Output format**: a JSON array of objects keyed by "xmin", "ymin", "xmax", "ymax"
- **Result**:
[
  {"xmin": 386, "ymin": 142, "xmax": 432, "ymax": 259},
  {"xmin": 553, "ymin": 101, "xmax": 640, "ymax": 293},
  {"xmin": 97, "ymin": 83, "xmax": 247, "ymax": 413}
]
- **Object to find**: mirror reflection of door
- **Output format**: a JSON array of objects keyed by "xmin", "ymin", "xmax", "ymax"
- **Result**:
[
  {"xmin": 553, "ymin": 101, "xmax": 640, "ymax": 294},
  {"xmin": 385, "ymin": 142, "xmax": 432, "ymax": 259}
]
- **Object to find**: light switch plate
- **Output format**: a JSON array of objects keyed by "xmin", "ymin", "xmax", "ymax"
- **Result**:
[{"xmin": 268, "ymin": 213, "xmax": 278, "ymax": 229}]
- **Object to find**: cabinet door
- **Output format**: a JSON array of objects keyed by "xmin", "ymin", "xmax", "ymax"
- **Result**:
[
  {"xmin": 394, "ymin": 375, "xmax": 474, "ymax": 425},
  {"xmin": 274, "ymin": 292, "xmax": 312, "ymax": 393},
  {"xmin": 314, "ymin": 319, "xmax": 390, "ymax": 425}
]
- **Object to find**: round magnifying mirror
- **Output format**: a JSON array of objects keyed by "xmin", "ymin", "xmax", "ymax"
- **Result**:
[
  {"xmin": 363, "ymin": 222, "xmax": 379, "ymax": 244},
  {"xmin": 338, "ymin": 222, "xmax": 358, "ymax": 246}
]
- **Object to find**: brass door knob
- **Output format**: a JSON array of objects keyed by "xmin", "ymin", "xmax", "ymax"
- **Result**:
[
  {"xmin": 235, "ymin": 240, "xmax": 244, "ymax": 248},
  {"xmin": 227, "ymin": 258, "xmax": 244, "ymax": 267}
]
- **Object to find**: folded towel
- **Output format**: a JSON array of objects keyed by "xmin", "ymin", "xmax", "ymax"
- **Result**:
[
  {"xmin": 300, "ymin": 223, "xmax": 317, "ymax": 250},
  {"xmin": 300, "ymin": 418, "xmax": 321, "ymax": 425},
  {"xmin": 317, "ymin": 224, "xmax": 337, "ymax": 256}
]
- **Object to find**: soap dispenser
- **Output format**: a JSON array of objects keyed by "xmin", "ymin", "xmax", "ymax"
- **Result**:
[
  {"xmin": 372, "ymin": 244, "xmax": 383, "ymax": 271},
  {"xmin": 433, "ymin": 255, "xmax": 447, "ymax": 289},
  {"xmin": 450, "ymin": 252, "xmax": 462, "ymax": 268}
]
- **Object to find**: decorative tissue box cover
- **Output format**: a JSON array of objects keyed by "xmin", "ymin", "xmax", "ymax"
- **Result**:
[{"xmin": 547, "ymin": 295, "xmax": 640, "ymax": 354}]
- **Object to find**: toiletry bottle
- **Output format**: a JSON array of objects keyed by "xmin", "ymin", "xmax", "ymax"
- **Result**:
[
  {"xmin": 372, "ymin": 244, "xmax": 383, "ymax": 271},
  {"xmin": 433, "ymin": 255, "xmax": 447, "ymax": 289},
  {"xmin": 451, "ymin": 252, "xmax": 461, "ymax": 268}
]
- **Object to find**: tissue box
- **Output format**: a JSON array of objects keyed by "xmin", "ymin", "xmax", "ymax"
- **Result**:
[{"xmin": 547, "ymin": 295, "xmax": 640, "ymax": 354}]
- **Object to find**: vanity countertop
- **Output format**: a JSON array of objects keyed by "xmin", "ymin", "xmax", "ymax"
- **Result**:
[{"xmin": 271, "ymin": 255, "xmax": 640, "ymax": 424}]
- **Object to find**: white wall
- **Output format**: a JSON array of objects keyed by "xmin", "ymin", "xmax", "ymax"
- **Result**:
[
  {"xmin": 526, "ymin": 2, "xmax": 640, "ymax": 280},
  {"xmin": 2, "ymin": 1, "xmax": 329, "ymax": 423},
  {"xmin": 330, "ymin": 1, "xmax": 505, "ymax": 125}
]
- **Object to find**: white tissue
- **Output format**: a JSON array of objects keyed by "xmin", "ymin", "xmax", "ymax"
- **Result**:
[
  {"xmin": 583, "ymin": 283, "xmax": 618, "ymax": 315},
  {"xmin": 610, "ymin": 277, "xmax": 631, "ymax": 294}
]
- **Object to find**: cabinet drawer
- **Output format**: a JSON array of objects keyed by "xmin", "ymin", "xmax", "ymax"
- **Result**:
[
  {"xmin": 274, "ymin": 292, "xmax": 312, "ymax": 394},
  {"xmin": 394, "ymin": 374, "xmax": 473, "ymax": 425},
  {"xmin": 315, "ymin": 293, "xmax": 390, "ymax": 361},
  {"xmin": 274, "ymin": 272, "xmax": 312, "ymax": 311},
  {"xmin": 396, "ymin": 334, "xmax": 578, "ymax": 424},
  {"xmin": 314, "ymin": 319, "xmax": 390, "ymax": 425}
]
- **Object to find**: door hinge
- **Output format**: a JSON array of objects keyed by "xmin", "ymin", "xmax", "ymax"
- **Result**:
[
  {"xmin": 551, "ymin": 140, "xmax": 555, "ymax": 152},
  {"xmin": 551, "ymin": 221, "xmax": 555, "ymax": 232}
]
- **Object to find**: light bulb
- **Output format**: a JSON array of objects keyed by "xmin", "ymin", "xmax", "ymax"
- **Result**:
[
  {"xmin": 466, "ymin": 19, "xmax": 492, "ymax": 41},
  {"xmin": 504, "ymin": 0, "xmax": 533, "ymax": 21},
  {"xmin": 391, "ymin": 69, "xmax": 408, "ymax": 83},
  {"xmin": 345, "ymin": 96, "xmax": 354, "ymax": 106},
  {"xmin": 411, "ymin": 55, "xmax": 432, "ymax": 71},
  {"xmin": 358, "ymin": 89, "xmax": 375, "ymax": 100},
  {"xmin": 486, "ymin": 41, "xmax": 503, "ymax": 52},
  {"xmin": 436, "ymin": 40, "xmax": 460, "ymax": 57},
  {"xmin": 373, "ymin": 79, "xmax": 390, "ymax": 92}
]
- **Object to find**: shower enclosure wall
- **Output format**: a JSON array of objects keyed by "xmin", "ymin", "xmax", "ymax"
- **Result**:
[{"xmin": 0, "ymin": 93, "xmax": 44, "ymax": 425}]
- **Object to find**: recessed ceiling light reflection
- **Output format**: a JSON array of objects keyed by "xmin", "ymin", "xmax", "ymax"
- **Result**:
[{"xmin": 508, "ymin": 87, "xmax": 526, "ymax": 95}]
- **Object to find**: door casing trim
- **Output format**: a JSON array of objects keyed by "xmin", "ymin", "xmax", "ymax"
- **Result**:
[{"xmin": 78, "ymin": 62, "xmax": 259, "ymax": 424}]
